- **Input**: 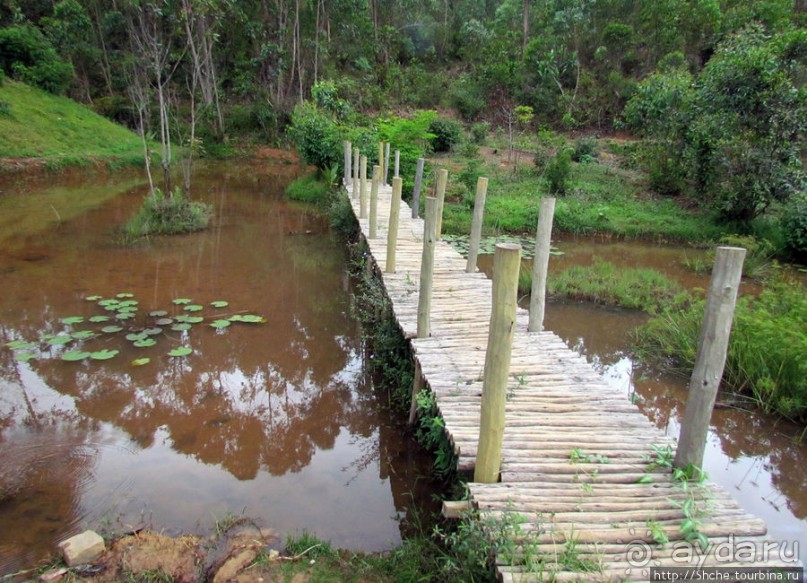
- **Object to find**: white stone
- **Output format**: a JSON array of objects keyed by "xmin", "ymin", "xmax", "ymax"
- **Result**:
[{"xmin": 57, "ymin": 530, "xmax": 105, "ymax": 566}]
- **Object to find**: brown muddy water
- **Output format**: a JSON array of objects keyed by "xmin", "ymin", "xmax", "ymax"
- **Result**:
[
  {"xmin": 0, "ymin": 161, "xmax": 437, "ymax": 575},
  {"xmin": 482, "ymin": 239, "xmax": 807, "ymax": 567}
]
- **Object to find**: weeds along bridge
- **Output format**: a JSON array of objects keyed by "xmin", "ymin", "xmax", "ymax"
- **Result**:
[{"xmin": 343, "ymin": 153, "xmax": 799, "ymax": 581}]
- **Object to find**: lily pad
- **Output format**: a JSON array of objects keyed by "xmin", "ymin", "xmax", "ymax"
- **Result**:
[
  {"xmin": 173, "ymin": 314, "xmax": 190, "ymax": 323},
  {"xmin": 89, "ymin": 315, "xmax": 110, "ymax": 323},
  {"xmin": 155, "ymin": 318, "xmax": 173, "ymax": 326},
  {"xmin": 171, "ymin": 323, "xmax": 192, "ymax": 331},
  {"xmin": 172, "ymin": 298, "xmax": 192, "ymax": 305},
  {"xmin": 149, "ymin": 310, "xmax": 168, "ymax": 317},
  {"xmin": 5, "ymin": 340, "xmax": 35, "ymax": 350},
  {"xmin": 116, "ymin": 306, "xmax": 138, "ymax": 313},
  {"xmin": 168, "ymin": 346, "xmax": 192, "ymax": 357},
  {"xmin": 186, "ymin": 316, "xmax": 204, "ymax": 324},
  {"xmin": 98, "ymin": 299, "xmax": 120, "ymax": 307},
  {"xmin": 90, "ymin": 349, "xmax": 119, "ymax": 360},
  {"xmin": 134, "ymin": 338, "xmax": 157, "ymax": 348},
  {"xmin": 210, "ymin": 301, "xmax": 229, "ymax": 308},
  {"xmin": 14, "ymin": 351, "xmax": 37, "ymax": 363},
  {"xmin": 118, "ymin": 300, "xmax": 139, "ymax": 308},
  {"xmin": 132, "ymin": 358, "xmax": 151, "ymax": 366},
  {"xmin": 143, "ymin": 328, "xmax": 163, "ymax": 336},
  {"xmin": 231, "ymin": 314, "xmax": 266, "ymax": 324},
  {"xmin": 116, "ymin": 293, "xmax": 134, "ymax": 298},
  {"xmin": 210, "ymin": 320, "xmax": 231, "ymax": 329},
  {"xmin": 183, "ymin": 304, "xmax": 204, "ymax": 312},
  {"xmin": 47, "ymin": 335, "xmax": 73, "ymax": 346},
  {"xmin": 85, "ymin": 295, "xmax": 102, "ymax": 301},
  {"xmin": 101, "ymin": 325, "xmax": 124, "ymax": 333},
  {"xmin": 126, "ymin": 333, "xmax": 148, "ymax": 342},
  {"xmin": 61, "ymin": 316, "xmax": 84, "ymax": 325},
  {"xmin": 62, "ymin": 350, "xmax": 91, "ymax": 362},
  {"xmin": 116, "ymin": 312, "xmax": 135, "ymax": 320},
  {"xmin": 71, "ymin": 330, "xmax": 97, "ymax": 340}
]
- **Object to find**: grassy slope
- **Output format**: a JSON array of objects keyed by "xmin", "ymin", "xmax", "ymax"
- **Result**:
[{"xmin": 0, "ymin": 80, "xmax": 144, "ymax": 167}]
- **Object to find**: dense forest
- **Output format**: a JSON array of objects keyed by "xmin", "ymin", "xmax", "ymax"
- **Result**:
[{"xmin": 0, "ymin": 0, "xmax": 804, "ymax": 238}]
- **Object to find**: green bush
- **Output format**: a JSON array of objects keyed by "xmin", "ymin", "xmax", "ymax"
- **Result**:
[
  {"xmin": 449, "ymin": 76, "xmax": 486, "ymax": 120},
  {"xmin": 470, "ymin": 121, "xmax": 489, "ymax": 144},
  {"xmin": 571, "ymin": 137, "xmax": 598, "ymax": 162},
  {"xmin": 546, "ymin": 148, "xmax": 573, "ymax": 195},
  {"xmin": 428, "ymin": 117, "xmax": 463, "ymax": 152},
  {"xmin": 287, "ymin": 102, "xmax": 342, "ymax": 170},
  {"xmin": 285, "ymin": 172, "xmax": 330, "ymax": 204},
  {"xmin": 782, "ymin": 192, "xmax": 807, "ymax": 261},
  {"xmin": 0, "ymin": 24, "xmax": 73, "ymax": 94},
  {"xmin": 125, "ymin": 188, "xmax": 211, "ymax": 238}
]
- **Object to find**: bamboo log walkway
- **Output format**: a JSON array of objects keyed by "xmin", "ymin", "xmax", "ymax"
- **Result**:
[{"xmin": 346, "ymin": 179, "xmax": 800, "ymax": 581}]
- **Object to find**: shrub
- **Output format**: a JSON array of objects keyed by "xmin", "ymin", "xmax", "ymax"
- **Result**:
[
  {"xmin": 546, "ymin": 148, "xmax": 573, "ymax": 195},
  {"xmin": 449, "ymin": 76, "xmax": 486, "ymax": 120},
  {"xmin": 470, "ymin": 121, "xmax": 489, "ymax": 144},
  {"xmin": 125, "ymin": 188, "xmax": 210, "ymax": 238},
  {"xmin": 781, "ymin": 192, "xmax": 807, "ymax": 261},
  {"xmin": 428, "ymin": 117, "xmax": 463, "ymax": 152},
  {"xmin": 0, "ymin": 24, "xmax": 73, "ymax": 94},
  {"xmin": 571, "ymin": 137, "xmax": 598, "ymax": 162},
  {"xmin": 287, "ymin": 102, "xmax": 342, "ymax": 170}
]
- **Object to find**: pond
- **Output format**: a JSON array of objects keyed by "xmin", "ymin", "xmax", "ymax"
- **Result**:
[
  {"xmin": 481, "ymin": 238, "xmax": 807, "ymax": 567},
  {"xmin": 0, "ymin": 160, "xmax": 436, "ymax": 575}
]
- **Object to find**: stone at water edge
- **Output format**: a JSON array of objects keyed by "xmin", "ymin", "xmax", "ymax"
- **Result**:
[{"xmin": 57, "ymin": 530, "xmax": 105, "ymax": 566}]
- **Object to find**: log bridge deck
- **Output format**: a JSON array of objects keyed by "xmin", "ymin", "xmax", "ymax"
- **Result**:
[{"xmin": 346, "ymin": 179, "xmax": 798, "ymax": 581}]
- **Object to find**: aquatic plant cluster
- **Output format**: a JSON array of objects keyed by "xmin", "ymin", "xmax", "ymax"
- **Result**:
[{"xmin": 4, "ymin": 293, "xmax": 265, "ymax": 366}]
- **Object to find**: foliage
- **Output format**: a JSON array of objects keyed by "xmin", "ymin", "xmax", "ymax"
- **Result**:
[
  {"xmin": 470, "ymin": 122, "xmax": 490, "ymax": 144},
  {"xmin": 287, "ymin": 101, "xmax": 343, "ymax": 171},
  {"xmin": 285, "ymin": 172, "xmax": 331, "ymax": 204},
  {"xmin": 781, "ymin": 192, "xmax": 807, "ymax": 261},
  {"xmin": 571, "ymin": 137, "xmax": 598, "ymax": 162},
  {"xmin": 0, "ymin": 23, "xmax": 73, "ymax": 94},
  {"xmin": 428, "ymin": 117, "xmax": 463, "ymax": 152},
  {"xmin": 546, "ymin": 148, "xmax": 573, "ymax": 196},
  {"xmin": 542, "ymin": 260, "xmax": 684, "ymax": 312},
  {"xmin": 377, "ymin": 110, "xmax": 436, "ymax": 192},
  {"xmin": 635, "ymin": 278, "xmax": 807, "ymax": 421},
  {"xmin": 414, "ymin": 390, "xmax": 458, "ymax": 481},
  {"xmin": 124, "ymin": 187, "xmax": 211, "ymax": 238}
]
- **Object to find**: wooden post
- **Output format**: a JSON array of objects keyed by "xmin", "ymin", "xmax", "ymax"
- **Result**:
[
  {"xmin": 434, "ymin": 168, "xmax": 448, "ymax": 240},
  {"xmin": 417, "ymin": 197, "xmax": 437, "ymax": 338},
  {"xmin": 408, "ymin": 360, "xmax": 423, "ymax": 425},
  {"xmin": 369, "ymin": 165, "xmax": 380, "ymax": 239},
  {"xmin": 474, "ymin": 243, "xmax": 521, "ymax": 484},
  {"xmin": 384, "ymin": 142, "xmax": 391, "ymax": 185},
  {"xmin": 394, "ymin": 150, "xmax": 400, "ymax": 178},
  {"xmin": 343, "ymin": 141, "xmax": 351, "ymax": 186},
  {"xmin": 359, "ymin": 156, "xmax": 368, "ymax": 218},
  {"xmin": 528, "ymin": 197, "xmax": 557, "ymax": 332},
  {"xmin": 411, "ymin": 158, "xmax": 425, "ymax": 219},
  {"xmin": 377, "ymin": 142, "xmax": 385, "ymax": 185},
  {"xmin": 674, "ymin": 246, "xmax": 746, "ymax": 470},
  {"xmin": 466, "ymin": 177, "xmax": 489, "ymax": 273},
  {"xmin": 352, "ymin": 148, "xmax": 360, "ymax": 198},
  {"xmin": 386, "ymin": 177, "xmax": 403, "ymax": 272}
]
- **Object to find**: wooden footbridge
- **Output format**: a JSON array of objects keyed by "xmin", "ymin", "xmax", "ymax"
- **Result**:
[{"xmin": 343, "ymin": 147, "xmax": 801, "ymax": 581}]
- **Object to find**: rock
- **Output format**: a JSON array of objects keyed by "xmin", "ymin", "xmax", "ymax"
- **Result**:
[
  {"xmin": 57, "ymin": 530, "xmax": 105, "ymax": 567},
  {"xmin": 39, "ymin": 567, "xmax": 68, "ymax": 582},
  {"xmin": 212, "ymin": 548, "xmax": 258, "ymax": 583}
]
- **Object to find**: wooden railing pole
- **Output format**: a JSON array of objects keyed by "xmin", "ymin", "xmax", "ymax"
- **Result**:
[
  {"xmin": 377, "ymin": 142, "xmax": 385, "ymax": 185},
  {"xmin": 528, "ymin": 197, "xmax": 557, "ymax": 333},
  {"xmin": 359, "ymin": 155, "xmax": 368, "ymax": 218},
  {"xmin": 466, "ymin": 177, "xmax": 489, "ymax": 273},
  {"xmin": 474, "ymin": 243, "xmax": 521, "ymax": 484},
  {"xmin": 394, "ymin": 150, "xmax": 400, "ymax": 178},
  {"xmin": 343, "ymin": 140, "xmax": 351, "ymax": 186},
  {"xmin": 411, "ymin": 158, "xmax": 425, "ymax": 219},
  {"xmin": 417, "ymin": 197, "xmax": 437, "ymax": 338},
  {"xmin": 674, "ymin": 246, "xmax": 746, "ymax": 470},
  {"xmin": 352, "ymin": 148, "xmax": 360, "ymax": 198},
  {"xmin": 434, "ymin": 168, "xmax": 448, "ymax": 240},
  {"xmin": 408, "ymin": 360, "xmax": 423, "ymax": 426},
  {"xmin": 384, "ymin": 142, "xmax": 391, "ymax": 185},
  {"xmin": 386, "ymin": 177, "xmax": 403, "ymax": 272},
  {"xmin": 369, "ymin": 165, "xmax": 380, "ymax": 239}
]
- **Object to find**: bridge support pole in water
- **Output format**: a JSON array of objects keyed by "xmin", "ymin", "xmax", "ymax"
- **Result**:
[
  {"xmin": 475, "ymin": 243, "xmax": 521, "ymax": 484},
  {"xmin": 466, "ymin": 177, "xmax": 489, "ymax": 273},
  {"xmin": 675, "ymin": 246, "xmax": 746, "ymax": 470},
  {"xmin": 528, "ymin": 197, "xmax": 556, "ymax": 332},
  {"xmin": 386, "ymin": 177, "xmax": 402, "ymax": 273}
]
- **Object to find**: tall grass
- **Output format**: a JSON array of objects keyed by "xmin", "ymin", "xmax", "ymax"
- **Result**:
[
  {"xmin": 635, "ymin": 278, "xmax": 807, "ymax": 421},
  {"xmin": 520, "ymin": 261, "xmax": 684, "ymax": 313},
  {"xmin": 124, "ymin": 187, "xmax": 210, "ymax": 238}
]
